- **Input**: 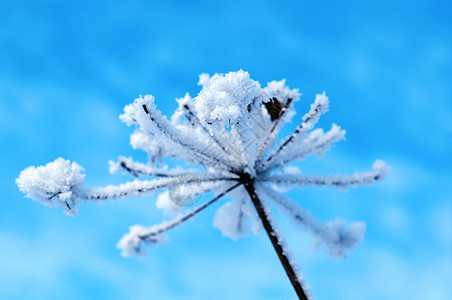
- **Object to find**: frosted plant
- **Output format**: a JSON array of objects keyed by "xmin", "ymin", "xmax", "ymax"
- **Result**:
[{"xmin": 17, "ymin": 70, "xmax": 387, "ymax": 299}]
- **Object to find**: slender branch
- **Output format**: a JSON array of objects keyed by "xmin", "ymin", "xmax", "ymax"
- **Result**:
[
  {"xmin": 259, "ymin": 124, "xmax": 344, "ymax": 174},
  {"xmin": 78, "ymin": 176, "xmax": 238, "ymax": 201},
  {"xmin": 261, "ymin": 94, "xmax": 328, "ymax": 169},
  {"xmin": 142, "ymin": 104, "xmax": 239, "ymax": 172},
  {"xmin": 259, "ymin": 159, "xmax": 387, "ymax": 189},
  {"xmin": 258, "ymin": 171, "xmax": 382, "ymax": 188},
  {"xmin": 119, "ymin": 161, "xmax": 139, "ymax": 178},
  {"xmin": 117, "ymin": 181, "xmax": 242, "ymax": 257},
  {"xmin": 241, "ymin": 174, "xmax": 308, "ymax": 300},
  {"xmin": 112, "ymin": 157, "xmax": 203, "ymax": 178},
  {"xmin": 139, "ymin": 182, "xmax": 241, "ymax": 241},
  {"xmin": 259, "ymin": 185, "xmax": 365, "ymax": 259},
  {"xmin": 183, "ymin": 104, "xmax": 235, "ymax": 159}
]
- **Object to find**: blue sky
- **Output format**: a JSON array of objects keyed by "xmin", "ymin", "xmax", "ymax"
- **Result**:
[{"xmin": 0, "ymin": 1, "xmax": 451, "ymax": 299}]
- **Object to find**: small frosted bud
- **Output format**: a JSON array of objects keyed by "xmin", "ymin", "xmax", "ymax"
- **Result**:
[
  {"xmin": 373, "ymin": 159, "xmax": 390, "ymax": 179},
  {"xmin": 16, "ymin": 158, "xmax": 85, "ymax": 215},
  {"xmin": 324, "ymin": 220, "xmax": 366, "ymax": 259},
  {"xmin": 213, "ymin": 199, "xmax": 251, "ymax": 240},
  {"xmin": 119, "ymin": 94, "xmax": 155, "ymax": 126},
  {"xmin": 117, "ymin": 225, "xmax": 164, "ymax": 257},
  {"xmin": 108, "ymin": 160, "xmax": 121, "ymax": 174}
]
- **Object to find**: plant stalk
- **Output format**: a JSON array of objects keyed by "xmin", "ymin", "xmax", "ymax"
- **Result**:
[{"xmin": 242, "ymin": 177, "xmax": 308, "ymax": 300}]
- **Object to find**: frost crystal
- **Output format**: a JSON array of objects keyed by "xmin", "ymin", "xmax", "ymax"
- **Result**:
[
  {"xmin": 16, "ymin": 158, "xmax": 84, "ymax": 215},
  {"xmin": 195, "ymin": 70, "xmax": 260, "ymax": 126},
  {"xmin": 17, "ymin": 70, "xmax": 387, "ymax": 299}
]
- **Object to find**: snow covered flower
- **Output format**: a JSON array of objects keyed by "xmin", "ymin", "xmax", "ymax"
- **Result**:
[{"xmin": 17, "ymin": 70, "xmax": 387, "ymax": 299}]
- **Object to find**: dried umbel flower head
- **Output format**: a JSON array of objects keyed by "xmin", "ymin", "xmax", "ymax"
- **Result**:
[{"xmin": 17, "ymin": 70, "xmax": 387, "ymax": 299}]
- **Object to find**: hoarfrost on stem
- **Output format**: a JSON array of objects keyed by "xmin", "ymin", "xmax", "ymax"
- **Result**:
[{"xmin": 17, "ymin": 70, "xmax": 388, "ymax": 299}]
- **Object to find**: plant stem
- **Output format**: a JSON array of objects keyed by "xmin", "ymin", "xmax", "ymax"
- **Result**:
[{"xmin": 242, "ymin": 177, "xmax": 308, "ymax": 300}]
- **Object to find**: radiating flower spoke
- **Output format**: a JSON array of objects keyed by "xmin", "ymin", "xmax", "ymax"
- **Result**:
[
  {"xmin": 259, "ymin": 160, "xmax": 388, "ymax": 189},
  {"xmin": 117, "ymin": 182, "xmax": 241, "ymax": 257},
  {"xmin": 259, "ymin": 185, "xmax": 366, "ymax": 259}
]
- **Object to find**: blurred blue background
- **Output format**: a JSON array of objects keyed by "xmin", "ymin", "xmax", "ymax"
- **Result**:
[{"xmin": 1, "ymin": 1, "xmax": 451, "ymax": 299}]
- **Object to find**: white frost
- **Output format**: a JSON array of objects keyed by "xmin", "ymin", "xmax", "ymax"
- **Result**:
[
  {"xmin": 17, "ymin": 70, "xmax": 387, "ymax": 271},
  {"xmin": 16, "ymin": 158, "xmax": 85, "ymax": 215},
  {"xmin": 117, "ymin": 225, "xmax": 164, "ymax": 257},
  {"xmin": 194, "ymin": 70, "xmax": 260, "ymax": 126},
  {"xmin": 213, "ymin": 197, "xmax": 251, "ymax": 240},
  {"xmin": 263, "ymin": 79, "xmax": 301, "ymax": 103}
]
